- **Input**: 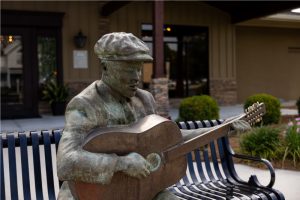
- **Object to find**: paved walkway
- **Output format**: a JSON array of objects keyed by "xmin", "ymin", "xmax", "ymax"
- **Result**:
[
  {"xmin": 1, "ymin": 104, "xmax": 298, "ymax": 132},
  {"xmin": 1, "ymin": 103, "xmax": 299, "ymax": 199}
]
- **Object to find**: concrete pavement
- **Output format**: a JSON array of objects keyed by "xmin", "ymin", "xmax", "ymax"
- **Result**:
[{"xmin": 1, "ymin": 104, "xmax": 298, "ymax": 132}]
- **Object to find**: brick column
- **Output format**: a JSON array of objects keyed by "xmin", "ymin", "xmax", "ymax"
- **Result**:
[
  {"xmin": 210, "ymin": 79, "xmax": 237, "ymax": 105},
  {"xmin": 150, "ymin": 77, "xmax": 169, "ymax": 118}
]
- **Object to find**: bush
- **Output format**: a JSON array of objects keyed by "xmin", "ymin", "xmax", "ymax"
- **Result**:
[
  {"xmin": 240, "ymin": 126, "xmax": 282, "ymax": 160},
  {"xmin": 244, "ymin": 93, "xmax": 280, "ymax": 125},
  {"xmin": 282, "ymin": 122, "xmax": 300, "ymax": 167},
  {"xmin": 179, "ymin": 95, "xmax": 219, "ymax": 121}
]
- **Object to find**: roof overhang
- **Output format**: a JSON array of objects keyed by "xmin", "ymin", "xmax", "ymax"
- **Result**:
[
  {"xmin": 100, "ymin": 1, "xmax": 300, "ymax": 24},
  {"xmin": 204, "ymin": 1, "xmax": 300, "ymax": 23}
]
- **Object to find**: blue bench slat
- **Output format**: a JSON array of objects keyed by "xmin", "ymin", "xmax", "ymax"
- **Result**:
[
  {"xmin": 31, "ymin": 132, "xmax": 44, "ymax": 200},
  {"xmin": 19, "ymin": 133, "xmax": 32, "ymax": 200},
  {"xmin": 207, "ymin": 142, "xmax": 250, "ymax": 199},
  {"xmin": 53, "ymin": 130, "xmax": 64, "ymax": 188},
  {"xmin": 209, "ymin": 141, "xmax": 224, "ymax": 180},
  {"xmin": 193, "ymin": 149, "xmax": 228, "ymax": 196},
  {"xmin": 186, "ymin": 153, "xmax": 199, "ymax": 185},
  {"xmin": 193, "ymin": 149, "xmax": 207, "ymax": 183},
  {"xmin": 170, "ymin": 186, "xmax": 200, "ymax": 200},
  {"xmin": 175, "ymin": 181, "xmax": 219, "ymax": 200},
  {"xmin": 202, "ymin": 145, "xmax": 241, "ymax": 199},
  {"xmin": 7, "ymin": 133, "xmax": 19, "ymax": 200},
  {"xmin": 203, "ymin": 145, "xmax": 216, "ymax": 182},
  {"xmin": 53, "ymin": 130, "xmax": 62, "ymax": 153},
  {"xmin": 42, "ymin": 131, "xmax": 56, "ymax": 200},
  {"xmin": 0, "ymin": 136, "xmax": 5, "ymax": 200},
  {"xmin": 185, "ymin": 153, "xmax": 226, "ymax": 200},
  {"xmin": 193, "ymin": 148, "xmax": 234, "ymax": 199}
]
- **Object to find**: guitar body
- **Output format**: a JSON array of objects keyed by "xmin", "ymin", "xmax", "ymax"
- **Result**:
[{"xmin": 70, "ymin": 114, "xmax": 187, "ymax": 200}]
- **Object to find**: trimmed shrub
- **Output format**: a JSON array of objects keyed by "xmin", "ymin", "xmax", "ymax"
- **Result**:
[
  {"xmin": 179, "ymin": 95, "xmax": 219, "ymax": 121},
  {"xmin": 240, "ymin": 126, "xmax": 282, "ymax": 160},
  {"xmin": 244, "ymin": 93, "xmax": 280, "ymax": 125}
]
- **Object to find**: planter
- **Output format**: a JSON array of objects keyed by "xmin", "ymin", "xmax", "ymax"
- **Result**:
[{"xmin": 51, "ymin": 102, "xmax": 66, "ymax": 115}]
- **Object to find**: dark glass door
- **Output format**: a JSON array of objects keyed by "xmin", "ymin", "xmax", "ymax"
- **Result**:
[
  {"xmin": 1, "ymin": 11, "xmax": 63, "ymax": 119},
  {"xmin": 1, "ymin": 28, "xmax": 39, "ymax": 118},
  {"xmin": 182, "ymin": 34, "xmax": 209, "ymax": 97},
  {"xmin": 142, "ymin": 24, "xmax": 209, "ymax": 98}
]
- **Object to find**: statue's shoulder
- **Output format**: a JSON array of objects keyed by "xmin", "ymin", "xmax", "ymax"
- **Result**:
[
  {"xmin": 136, "ymin": 88, "xmax": 154, "ymax": 99},
  {"xmin": 67, "ymin": 81, "xmax": 99, "ymax": 109},
  {"xmin": 136, "ymin": 89, "xmax": 156, "ymax": 114}
]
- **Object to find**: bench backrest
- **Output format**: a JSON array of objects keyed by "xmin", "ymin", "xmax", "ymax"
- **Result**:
[
  {"xmin": 1, "ymin": 130, "xmax": 62, "ymax": 200},
  {"xmin": 1, "ymin": 119, "xmax": 225, "ymax": 200}
]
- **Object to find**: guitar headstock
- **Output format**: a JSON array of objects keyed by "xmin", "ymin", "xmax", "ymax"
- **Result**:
[{"xmin": 244, "ymin": 102, "xmax": 266, "ymax": 126}]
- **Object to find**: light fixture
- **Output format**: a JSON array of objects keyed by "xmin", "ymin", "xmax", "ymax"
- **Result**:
[
  {"xmin": 8, "ymin": 35, "xmax": 14, "ymax": 43},
  {"xmin": 74, "ymin": 31, "xmax": 87, "ymax": 48},
  {"xmin": 291, "ymin": 8, "xmax": 300, "ymax": 14}
]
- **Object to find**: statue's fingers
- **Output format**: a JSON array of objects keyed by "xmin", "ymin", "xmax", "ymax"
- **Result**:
[
  {"xmin": 144, "ymin": 167, "xmax": 150, "ymax": 175},
  {"xmin": 233, "ymin": 120, "xmax": 251, "ymax": 132},
  {"xmin": 143, "ymin": 160, "xmax": 152, "ymax": 171},
  {"xmin": 240, "ymin": 120, "xmax": 251, "ymax": 131},
  {"xmin": 140, "ymin": 169, "xmax": 149, "ymax": 178}
]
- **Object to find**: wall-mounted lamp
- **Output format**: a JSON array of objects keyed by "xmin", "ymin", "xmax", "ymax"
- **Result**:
[{"xmin": 74, "ymin": 31, "xmax": 87, "ymax": 48}]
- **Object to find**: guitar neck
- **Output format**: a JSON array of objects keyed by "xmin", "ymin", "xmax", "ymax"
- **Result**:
[{"xmin": 162, "ymin": 114, "xmax": 246, "ymax": 162}]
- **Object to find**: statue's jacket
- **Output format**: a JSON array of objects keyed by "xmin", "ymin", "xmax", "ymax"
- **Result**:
[{"xmin": 56, "ymin": 80, "xmax": 156, "ymax": 199}]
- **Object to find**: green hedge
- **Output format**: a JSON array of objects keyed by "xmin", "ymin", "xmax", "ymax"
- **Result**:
[
  {"xmin": 179, "ymin": 95, "xmax": 219, "ymax": 121},
  {"xmin": 244, "ymin": 93, "xmax": 280, "ymax": 125},
  {"xmin": 240, "ymin": 126, "xmax": 281, "ymax": 160}
]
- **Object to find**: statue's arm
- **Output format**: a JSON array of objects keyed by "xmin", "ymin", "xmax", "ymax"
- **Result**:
[
  {"xmin": 181, "ymin": 128, "xmax": 211, "ymax": 141},
  {"xmin": 180, "ymin": 119, "xmax": 251, "ymax": 141},
  {"xmin": 57, "ymin": 98, "xmax": 119, "ymax": 184}
]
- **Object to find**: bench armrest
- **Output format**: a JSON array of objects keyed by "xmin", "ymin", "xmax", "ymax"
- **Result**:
[{"xmin": 225, "ymin": 143, "xmax": 275, "ymax": 188}]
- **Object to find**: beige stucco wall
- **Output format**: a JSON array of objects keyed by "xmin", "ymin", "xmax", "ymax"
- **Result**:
[
  {"xmin": 2, "ymin": 1, "xmax": 103, "ymax": 84},
  {"xmin": 109, "ymin": 1, "xmax": 236, "ymax": 81},
  {"xmin": 236, "ymin": 26, "xmax": 300, "ymax": 102}
]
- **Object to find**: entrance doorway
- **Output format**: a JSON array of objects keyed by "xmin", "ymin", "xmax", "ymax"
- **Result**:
[
  {"xmin": 1, "ymin": 10, "xmax": 63, "ymax": 119},
  {"xmin": 142, "ymin": 24, "xmax": 209, "ymax": 98}
]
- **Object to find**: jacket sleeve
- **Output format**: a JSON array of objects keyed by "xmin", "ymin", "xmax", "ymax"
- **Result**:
[{"xmin": 57, "ymin": 97, "xmax": 119, "ymax": 184}]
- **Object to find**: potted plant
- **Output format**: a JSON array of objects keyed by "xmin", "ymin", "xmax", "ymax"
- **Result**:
[{"xmin": 42, "ymin": 79, "xmax": 69, "ymax": 115}]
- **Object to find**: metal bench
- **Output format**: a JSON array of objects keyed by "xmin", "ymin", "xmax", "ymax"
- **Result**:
[
  {"xmin": 1, "ymin": 120, "xmax": 284, "ymax": 200},
  {"xmin": 170, "ymin": 120, "xmax": 284, "ymax": 200}
]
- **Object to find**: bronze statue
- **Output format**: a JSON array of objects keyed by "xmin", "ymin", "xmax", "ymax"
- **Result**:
[
  {"xmin": 57, "ymin": 32, "xmax": 250, "ymax": 199},
  {"xmin": 57, "ymin": 32, "xmax": 180, "ymax": 199}
]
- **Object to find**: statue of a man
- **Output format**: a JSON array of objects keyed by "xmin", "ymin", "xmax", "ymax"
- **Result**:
[
  {"xmin": 57, "ymin": 32, "xmax": 179, "ymax": 199},
  {"xmin": 57, "ymin": 32, "xmax": 250, "ymax": 199}
]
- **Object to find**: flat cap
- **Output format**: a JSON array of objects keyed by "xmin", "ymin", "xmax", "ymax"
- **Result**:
[{"xmin": 94, "ymin": 32, "xmax": 153, "ymax": 61}]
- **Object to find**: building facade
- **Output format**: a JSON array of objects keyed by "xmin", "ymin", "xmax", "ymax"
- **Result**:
[{"xmin": 1, "ymin": 1, "xmax": 300, "ymax": 118}]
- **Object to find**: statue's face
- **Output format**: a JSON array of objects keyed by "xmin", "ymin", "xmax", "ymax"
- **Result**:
[{"xmin": 104, "ymin": 61, "xmax": 143, "ymax": 98}]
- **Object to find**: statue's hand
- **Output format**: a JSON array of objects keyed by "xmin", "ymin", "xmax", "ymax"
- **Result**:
[
  {"xmin": 116, "ymin": 152, "xmax": 151, "ymax": 179},
  {"xmin": 225, "ymin": 116, "xmax": 251, "ymax": 133},
  {"xmin": 231, "ymin": 120, "xmax": 251, "ymax": 132}
]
